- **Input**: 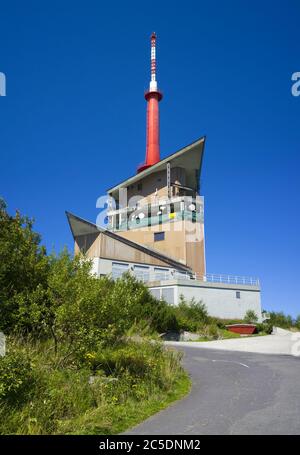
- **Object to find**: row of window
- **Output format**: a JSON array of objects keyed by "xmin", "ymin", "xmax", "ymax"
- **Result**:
[
  {"xmin": 150, "ymin": 288, "xmax": 174, "ymax": 305},
  {"xmin": 150, "ymin": 289, "xmax": 242, "ymax": 305},
  {"xmin": 111, "ymin": 262, "xmax": 170, "ymax": 282},
  {"xmin": 111, "ymin": 263, "xmax": 243, "ymax": 299}
]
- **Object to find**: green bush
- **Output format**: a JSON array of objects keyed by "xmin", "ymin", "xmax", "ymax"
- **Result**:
[
  {"xmin": 207, "ymin": 323, "xmax": 219, "ymax": 339},
  {"xmin": 268, "ymin": 311, "xmax": 293, "ymax": 329},
  {"xmin": 0, "ymin": 350, "xmax": 35, "ymax": 404},
  {"xmin": 214, "ymin": 318, "xmax": 244, "ymax": 329},
  {"xmin": 51, "ymin": 268, "xmax": 178, "ymax": 357},
  {"xmin": 0, "ymin": 200, "xmax": 190, "ymax": 435},
  {"xmin": 174, "ymin": 296, "xmax": 209, "ymax": 332},
  {"xmin": 255, "ymin": 323, "xmax": 273, "ymax": 334},
  {"xmin": 0, "ymin": 338, "xmax": 188, "ymax": 435},
  {"xmin": 83, "ymin": 341, "xmax": 179, "ymax": 386},
  {"xmin": 244, "ymin": 310, "xmax": 258, "ymax": 324},
  {"xmin": 0, "ymin": 201, "xmax": 49, "ymax": 333}
]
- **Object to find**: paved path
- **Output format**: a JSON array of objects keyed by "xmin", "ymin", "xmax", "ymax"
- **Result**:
[
  {"xmin": 125, "ymin": 346, "xmax": 300, "ymax": 435},
  {"xmin": 165, "ymin": 328, "xmax": 300, "ymax": 356}
]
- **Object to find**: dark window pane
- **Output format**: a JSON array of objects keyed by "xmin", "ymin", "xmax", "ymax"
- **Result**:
[{"xmin": 154, "ymin": 232, "xmax": 165, "ymax": 242}]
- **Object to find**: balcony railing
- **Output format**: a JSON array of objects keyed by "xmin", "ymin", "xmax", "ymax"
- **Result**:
[
  {"xmin": 203, "ymin": 273, "xmax": 259, "ymax": 286},
  {"xmin": 112, "ymin": 269, "xmax": 260, "ymax": 286},
  {"xmin": 107, "ymin": 211, "xmax": 203, "ymax": 231}
]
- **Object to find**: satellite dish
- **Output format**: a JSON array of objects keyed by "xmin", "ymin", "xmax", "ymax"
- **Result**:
[
  {"xmin": 157, "ymin": 211, "xmax": 162, "ymax": 215},
  {"xmin": 188, "ymin": 204, "xmax": 196, "ymax": 211},
  {"xmin": 138, "ymin": 213, "xmax": 145, "ymax": 219}
]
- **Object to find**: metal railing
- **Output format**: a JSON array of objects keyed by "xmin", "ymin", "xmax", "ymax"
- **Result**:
[
  {"xmin": 203, "ymin": 273, "xmax": 260, "ymax": 286},
  {"xmin": 107, "ymin": 211, "xmax": 203, "ymax": 232},
  {"xmin": 113, "ymin": 269, "xmax": 260, "ymax": 286}
]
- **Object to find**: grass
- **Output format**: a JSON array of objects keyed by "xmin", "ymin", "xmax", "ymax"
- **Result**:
[
  {"xmin": 218, "ymin": 329, "xmax": 242, "ymax": 339},
  {"xmin": 61, "ymin": 370, "xmax": 191, "ymax": 435},
  {"xmin": 186, "ymin": 328, "xmax": 270, "ymax": 342},
  {"xmin": 0, "ymin": 339, "xmax": 191, "ymax": 435}
]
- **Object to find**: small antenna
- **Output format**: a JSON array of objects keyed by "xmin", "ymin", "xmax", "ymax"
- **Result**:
[
  {"xmin": 150, "ymin": 32, "xmax": 157, "ymax": 91},
  {"xmin": 137, "ymin": 32, "xmax": 163, "ymax": 173}
]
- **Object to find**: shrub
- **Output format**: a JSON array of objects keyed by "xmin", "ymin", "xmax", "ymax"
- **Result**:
[
  {"xmin": 244, "ymin": 310, "xmax": 258, "ymax": 324},
  {"xmin": 0, "ymin": 338, "xmax": 188, "ymax": 435},
  {"xmin": 174, "ymin": 296, "xmax": 209, "ymax": 332},
  {"xmin": 268, "ymin": 311, "xmax": 293, "ymax": 329},
  {"xmin": 255, "ymin": 323, "xmax": 273, "ymax": 334},
  {"xmin": 0, "ymin": 200, "xmax": 49, "ymax": 333},
  {"xmin": 0, "ymin": 200, "xmax": 190, "ymax": 435},
  {"xmin": 83, "ymin": 341, "xmax": 175, "ymax": 379},
  {"xmin": 214, "ymin": 318, "xmax": 244, "ymax": 329},
  {"xmin": 52, "ymin": 269, "xmax": 179, "ymax": 358},
  {"xmin": 207, "ymin": 323, "xmax": 219, "ymax": 339},
  {"xmin": 0, "ymin": 350, "xmax": 35, "ymax": 404},
  {"xmin": 137, "ymin": 298, "xmax": 179, "ymax": 334}
]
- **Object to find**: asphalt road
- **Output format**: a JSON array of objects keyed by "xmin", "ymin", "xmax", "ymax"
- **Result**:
[
  {"xmin": 166, "ymin": 328, "xmax": 300, "ymax": 355},
  {"xmin": 125, "ymin": 346, "xmax": 300, "ymax": 435}
]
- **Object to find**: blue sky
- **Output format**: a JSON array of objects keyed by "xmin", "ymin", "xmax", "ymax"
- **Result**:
[{"xmin": 1, "ymin": 1, "xmax": 299, "ymax": 316}]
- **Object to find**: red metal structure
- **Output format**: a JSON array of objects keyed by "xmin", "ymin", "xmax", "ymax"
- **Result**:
[
  {"xmin": 226, "ymin": 324, "xmax": 257, "ymax": 335},
  {"xmin": 137, "ymin": 33, "xmax": 163, "ymax": 173}
]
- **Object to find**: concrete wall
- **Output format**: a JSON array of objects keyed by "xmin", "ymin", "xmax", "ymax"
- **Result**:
[
  {"xmin": 148, "ymin": 280, "xmax": 262, "ymax": 322},
  {"xmin": 75, "ymin": 232, "xmax": 183, "ymax": 269},
  {"xmin": 92, "ymin": 257, "xmax": 173, "ymax": 278},
  {"xmin": 92, "ymin": 258, "xmax": 262, "ymax": 322},
  {"xmin": 118, "ymin": 219, "xmax": 205, "ymax": 276},
  {"xmin": 125, "ymin": 167, "xmax": 187, "ymax": 204}
]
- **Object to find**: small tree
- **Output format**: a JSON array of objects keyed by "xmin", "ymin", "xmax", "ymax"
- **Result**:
[
  {"xmin": 244, "ymin": 310, "xmax": 258, "ymax": 324},
  {"xmin": 174, "ymin": 296, "xmax": 209, "ymax": 332},
  {"xmin": 0, "ymin": 199, "xmax": 49, "ymax": 332},
  {"xmin": 268, "ymin": 311, "xmax": 293, "ymax": 329}
]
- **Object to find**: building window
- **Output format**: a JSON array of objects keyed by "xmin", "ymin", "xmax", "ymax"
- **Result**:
[
  {"xmin": 149, "ymin": 287, "xmax": 174, "ymax": 304},
  {"xmin": 154, "ymin": 231, "xmax": 165, "ymax": 242},
  {"xmin": 174, "ymin": 270, "xmax": 189, "ymax": 280},
  {"xmin": 149, "ymin": 288, "xmax": 160, "ymax": 300},
  {"xmin": 154, "ymin": 267, "xmax": 169, "ymax": 281},
  {"xmin": 137, "ymin": 183, "xmax": 143, "ymax": 191},
  {"xmin": 236, "ymin": 291, "xmax": 241, "ymax": 299},
  {"xmin": 133, "ymin": 265, "xmax": 149, "ymax": 282},
  {"xmin": 112, "ymin": 262, "xmax": 129, "ymax": 280},
  {"xmin": 162, "ymin": 288, "xmax": 174, "ymax": 305}
]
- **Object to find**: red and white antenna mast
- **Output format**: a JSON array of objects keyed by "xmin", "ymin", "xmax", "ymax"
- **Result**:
[
  {"xmin": 137, "ymin": 32, "xmax": 163, "ymax": 173},
  {"xmin": 150, "ymin": 32, "xmax": 158, "ymax": 91}
]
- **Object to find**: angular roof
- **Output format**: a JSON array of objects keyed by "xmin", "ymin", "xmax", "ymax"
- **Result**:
[
  {"xmin": 66, "ymin": 211, "xmax": 192, "ymax": 273},
  {"xmin": 107, "ymin": 136, "xmax": 205, "ymax": 197}
]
